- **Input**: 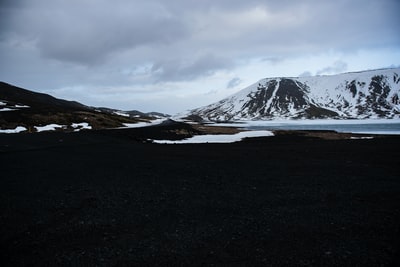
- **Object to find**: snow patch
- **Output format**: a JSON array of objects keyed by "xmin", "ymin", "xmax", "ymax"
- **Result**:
[
  {"xmin": 350, "ymin": 136, "xmax": 374, "ymax": 140},
  {"xmin": 122, "ymin": 118, "xmax": 168, "ymax": 128},
  {"xmin": 71, "ymin": 122, "xmax": 92, "ymax": 131},
  {"xmin": 0, "ymin": 108, "xmax": 16, "ymax": 112},
  {"xmin": 14, "ymin": 104, "xmax": 30, "ymax": 108},
  {"xmin": 0, "ymin": 126, "xmax": 27, "ymax": 133},
  {"xmin": 113, "ymin": 111, "xmax": 130, "ymax": 117},
  {"xmin": 35, "ymin": 124, "xmax": 65, "ymax": 132},
  {"xmin": 153, "ymin": 130, "xmax": 274, "ymax": 144}
]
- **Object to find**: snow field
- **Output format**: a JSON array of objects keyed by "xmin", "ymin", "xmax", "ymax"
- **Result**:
[{"xmin": 152, "ymin": 130, "xmax": 274, "ymax": 144}]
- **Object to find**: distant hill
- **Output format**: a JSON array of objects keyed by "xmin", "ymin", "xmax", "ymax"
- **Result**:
[
  {"xmin": 0, "ymin": 82, "xmax": 156, "ymax": 132},
  {"xmin": 0, "ymin": 82, "xmax": 89, "ymax": 112},
  {"xmin": 183, "ymin": 68, "xmax": 400, "ymax": 121}
]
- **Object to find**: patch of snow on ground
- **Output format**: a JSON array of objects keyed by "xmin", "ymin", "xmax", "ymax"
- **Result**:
[
  {"xmin": 123, "ymin": 122, "xmax": 152, "ymax": 128},
  {"xmin": 0, "ymin": 108, "xmax": 16, "ymax": 112},
  {"xmin": 153, "ymin": 130, "xmax": 274, "ymax": 144},
  {"xmin": 122, "ymin": 118, "xmax": 168, "ymax": 128},
  {"xmin": 0, "ymin": 101, "xmax": 6, "ymax": 105},
  {"xmin": 14, "ymin": 104, "xmax": 30, "ymax": 108},
  {"xmin": 0, "ymin": 126, "xmax": 27, "ymax": 133},
  {"xmin": 71, "ymin": 122, "xmax": 92, "ymax": 131},
  {"xmin": 35, "ymin": 124, "xmax": 65, "ymax": 132},
  {"xmin": 113, "ymin": 111, "xmax": 130, "ymax": 117}
]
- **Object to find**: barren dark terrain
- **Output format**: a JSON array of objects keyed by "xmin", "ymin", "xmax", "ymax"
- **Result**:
[{"xmin": 1, "ymin": 125, "xmax": 399, "ymax": 266}]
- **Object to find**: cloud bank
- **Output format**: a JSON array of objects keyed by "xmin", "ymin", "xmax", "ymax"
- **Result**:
[{"xmin": 1, "ymin": 0, "xmax": 399, "ymax": 113}]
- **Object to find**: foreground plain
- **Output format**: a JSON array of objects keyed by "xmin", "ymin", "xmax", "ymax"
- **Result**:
[{"xmin": 1, "ymin": 126, "xmax": 399, "ymax": 266}]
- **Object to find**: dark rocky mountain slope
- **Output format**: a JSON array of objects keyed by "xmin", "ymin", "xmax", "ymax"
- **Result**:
[{"xmin": 0, "ymin": 82, "xmax": 148, "ymax": 132}]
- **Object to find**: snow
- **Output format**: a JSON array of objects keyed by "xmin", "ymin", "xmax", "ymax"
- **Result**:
[
  {"xmin": 35, "ymin": 124, "xmax": 65, "ymax": 132},
  {"xmin": 350, "ymin": 136, "xmax": 374, "ymax": 139},
  {"xmin": 0, "ymin": 126, "xmax": 27, "ymax": 133},
  {"xmin": 0, "ymin": 102, "xmax": 30, "ymax": 111},
  {"xmin": 1, "ymin": 123, "xmax": 92, "ymax": 133},
  {"xmin": 35, "ymin": 123, "xmax": 92, "ymax": 132},
  {"xmin": 14, "ymin": 104, "xmax": 30, "ymax": 108},
  {"xmin": 152, "ymin": 130, "xmax": 274, "ymax": 144},
  {"xmin": 71, "ymin": 122, "xmax": 92, "ymax": 131},
  {"xmin": 113, "ymin": 111, "xmax": 130, "ymax": 117},
  {"xmin": 0, "ymin": 101, "xmax": 30, "ymax": 109},
  {"xmin": 264, "ymin": 79, "xmax": 280, "ymax": 114},
  {"xmin": 122, "ymin": 118, "xmax": 168, "ymax": 128},
  {"xmin": 123, "ymin": 122, "xmax": 152, "ymax": 128},
  {"xmin": 0, "ymin": 108, "xmax": 15, "ymax": 112}
]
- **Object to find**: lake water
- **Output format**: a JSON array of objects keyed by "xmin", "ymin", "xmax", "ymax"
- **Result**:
[{"xmin": 212, "ymin": 120, "xmax": 400, "ymax": 135}]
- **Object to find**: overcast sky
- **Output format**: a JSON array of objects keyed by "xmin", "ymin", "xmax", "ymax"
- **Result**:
[{"xmin": 1, "ymin": 0, "xmax": 399, "ymax": 114}]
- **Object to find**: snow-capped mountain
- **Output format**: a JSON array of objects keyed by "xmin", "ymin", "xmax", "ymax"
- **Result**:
[{"xmin": 186, "ymin": 68, "xmax": 400, "ymax": 121}]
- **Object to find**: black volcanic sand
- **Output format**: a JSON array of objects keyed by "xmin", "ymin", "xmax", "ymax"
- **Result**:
[{"xmin": 1, "ymin": 125, "xmax": 400, "ymax": 266}]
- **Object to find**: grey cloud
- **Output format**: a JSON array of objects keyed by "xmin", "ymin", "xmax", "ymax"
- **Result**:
[
  {"xmin": 316, "ymin": 61, "xmax": 348, "ymax": 75},
  {"xmin": 151, "ymin": 54, "xmax": 233, "ymax": 82},
  {"xmin": 0, "ymin": 0, "xmax": 25, "ymax": 8},
  {"xmin": 3, "ymin": 0, "xmax": 188, "ymax": 65},
  {"xmin": 3, "ymin": 0, "xmax": 400, "ymax": 68},
  {"xmin": 261, "ymin": 57, "xmax": 283, "ymax": 64},
  {"xmin": 187, "ymin": 0, "xmax": 400, "ymax": 62},
  {"xmin": 38, "ymin": 17, "xmax": 187, "ymax": 65},
  {"xmin": 301, "ymin": 0, "xmax": 400, "ymax": 50},
  {"xmin": 227, "ymin": 77, "xmax": 242, "ymax": 89}
]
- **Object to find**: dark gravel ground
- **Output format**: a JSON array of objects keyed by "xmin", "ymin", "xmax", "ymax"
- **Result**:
[{"xmin": 1, "ymin": 127, "xmax": 399, "ymax": 266}]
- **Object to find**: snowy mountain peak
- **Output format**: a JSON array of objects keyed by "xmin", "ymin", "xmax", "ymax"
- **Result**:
[{"xmin": 186, "ymin": 68, "xmax": 400, "ymax": 121}]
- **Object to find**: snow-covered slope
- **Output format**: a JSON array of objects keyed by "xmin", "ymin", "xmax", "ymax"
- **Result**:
[{"xmin": 186, "ymin": 68, "xmax": 400, "ymax": 121}]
